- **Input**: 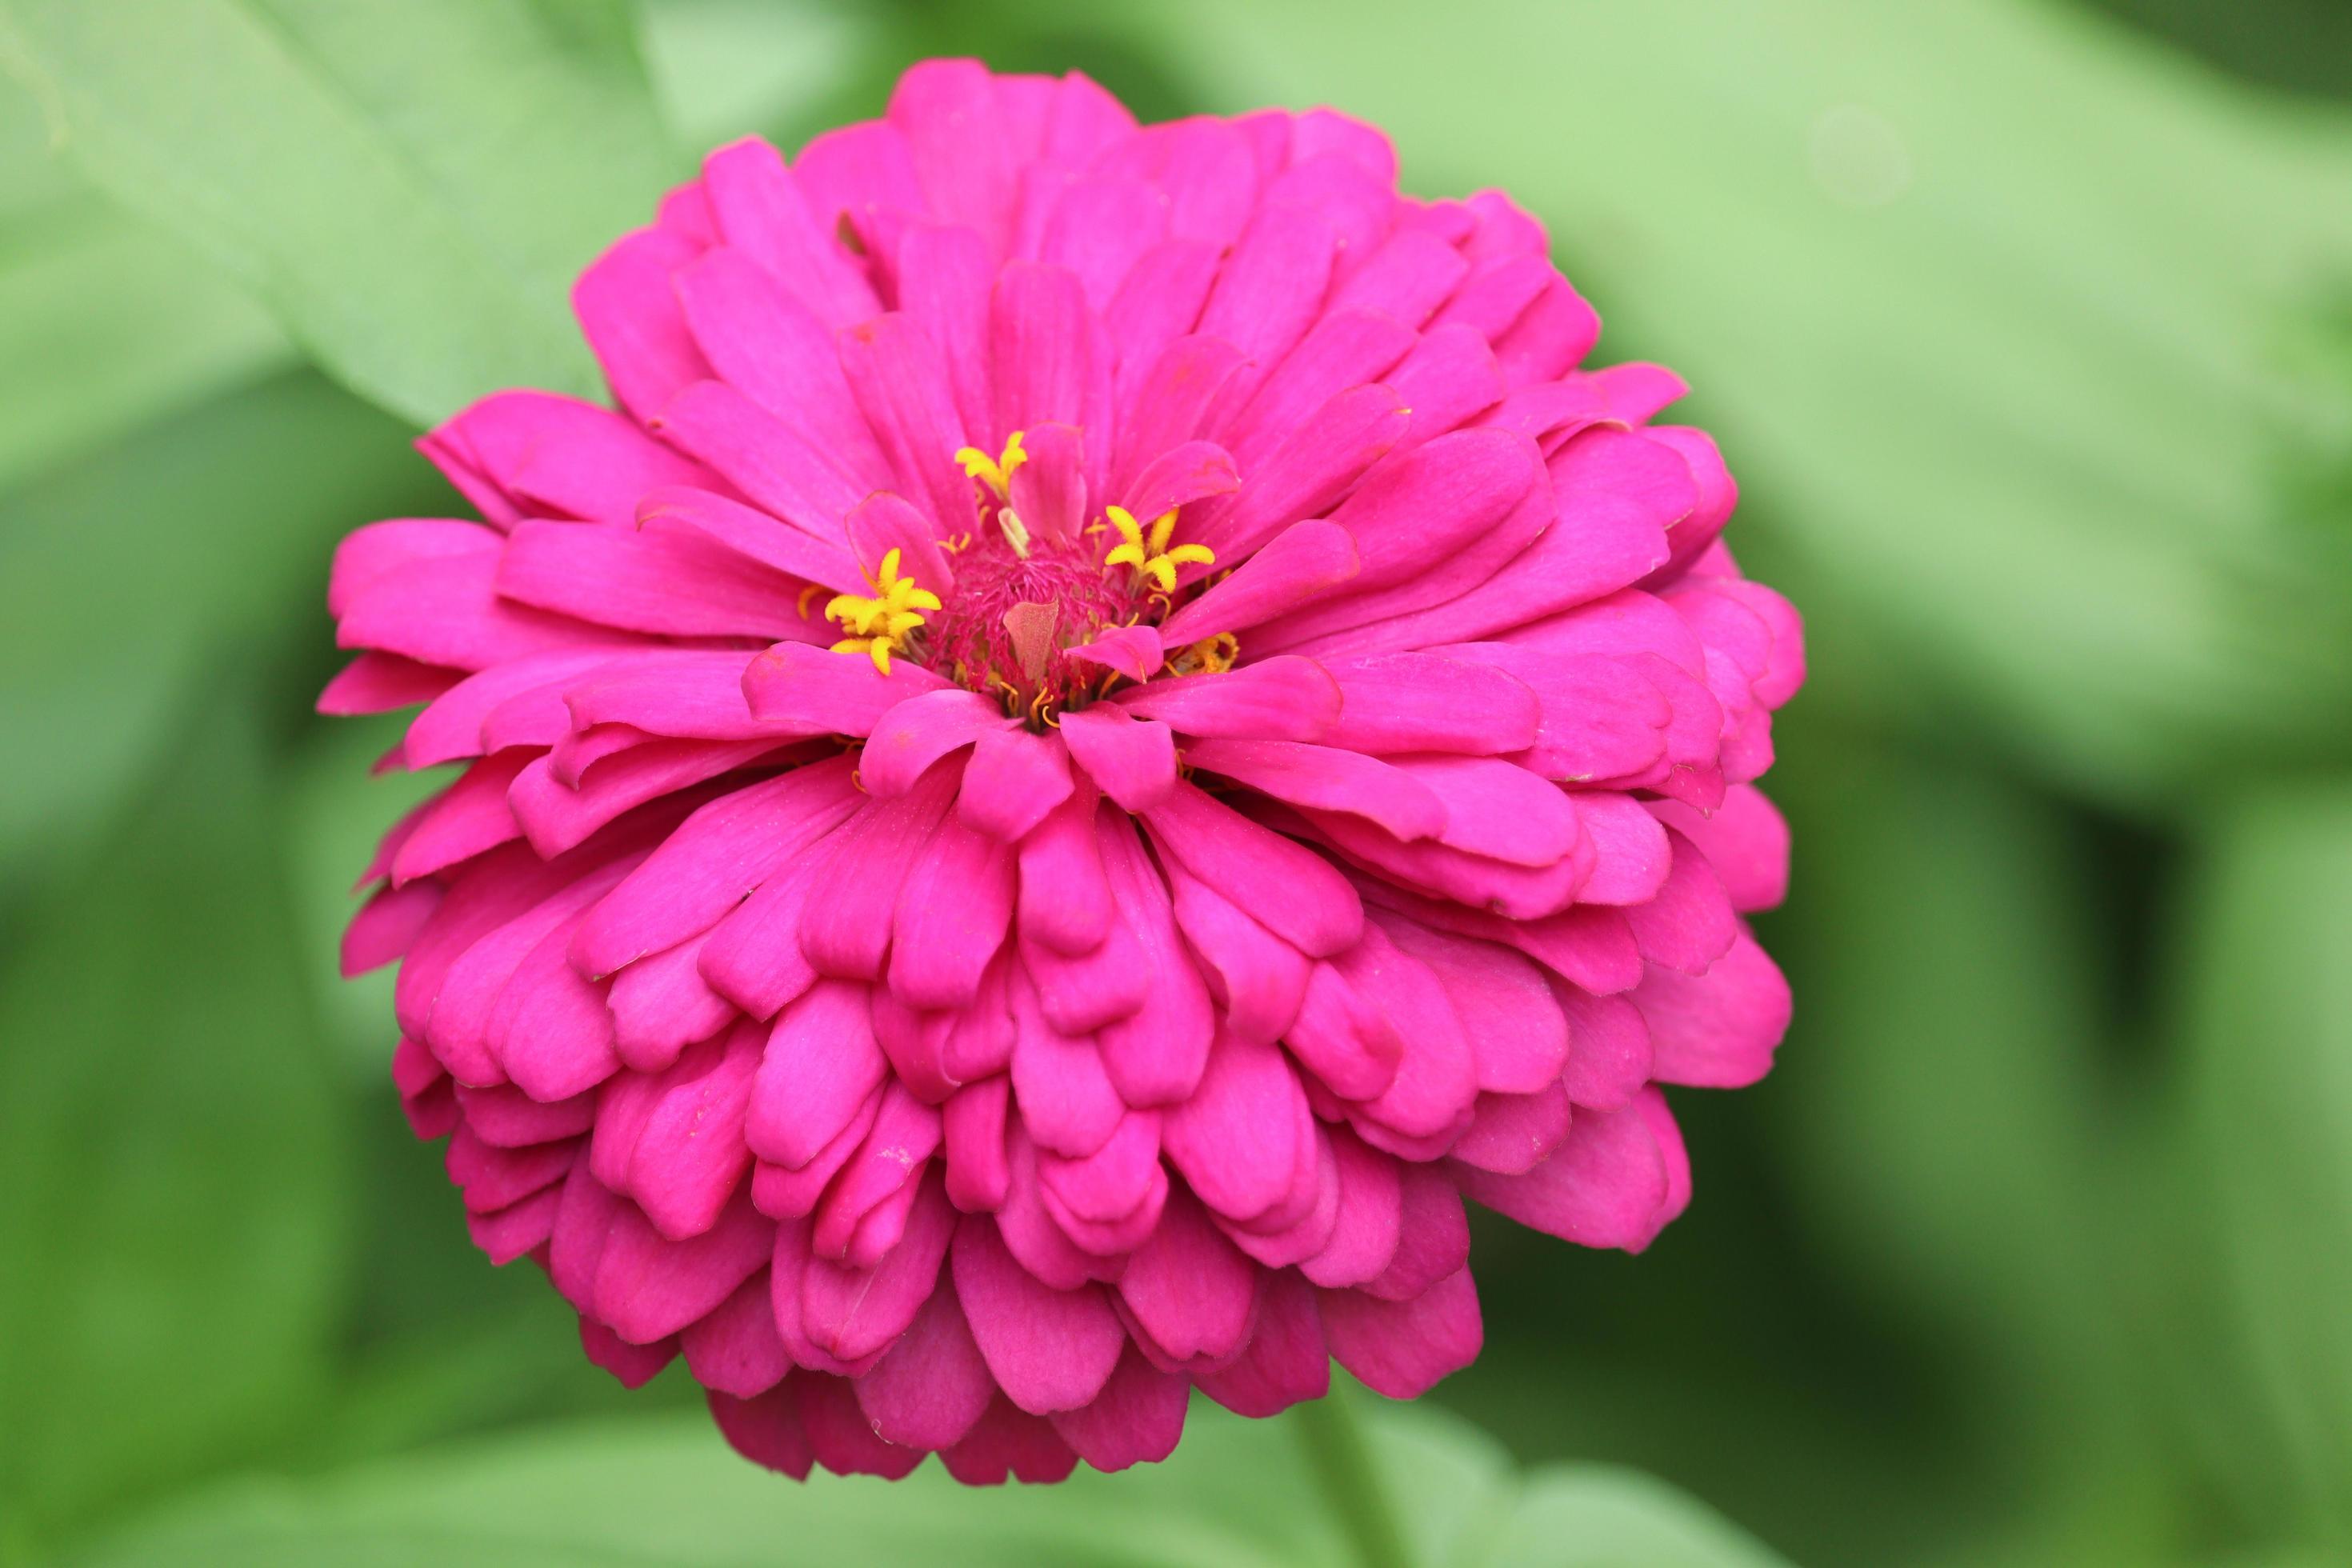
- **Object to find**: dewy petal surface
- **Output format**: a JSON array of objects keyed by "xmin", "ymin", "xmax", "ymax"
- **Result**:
[{"xmin": 324, "ymin": 58, "xmax": 1803, "ymax": 1486}]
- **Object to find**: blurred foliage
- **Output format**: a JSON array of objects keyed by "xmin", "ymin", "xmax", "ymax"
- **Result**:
[
  {"xmin": 68, "ymin": 1396, "xmax": 1785, "ymax": 1568},
  {"xmin": 0, "ymin": 1, "xmax": 2348, "ymax": 1565}
]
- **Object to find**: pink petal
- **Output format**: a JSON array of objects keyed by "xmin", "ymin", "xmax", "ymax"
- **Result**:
[
  {"xmin": 1455, "ymin": 1088, "xmax": 1682, "ymax": 1251},
  {"xmin": 950, "ymin": 1214, "xmax": 1126, "ymax": 1414},
  {"xmin": 1158, "ymin": 519, "xmax": 1358, "ymax": 648},
  {"xmin": 1163, "ymin": 866, "xmax": 1311, "ymax": 1046},
  {"xmin": 1048, "ymin": 1345, "xmax": 1187, "ymax": 1471},
  {"xmin": 1634, "ymin": 926, "xmax": 1790, "ymax": 1089},
  {"xmin": 1648, "ymin": 785, "xmax": 1790, "ymax": 914},
  {"xmin": 1319, "ymin": 1266, "xmax": 1482, "ymax": 1398},
  {"xmin": 959, "ymin": 726, "xmax": 1075, "ymax": 841},
  {"xmin": 707, "ymin": 1382, "xmax": 813, "ymax": 1478},
  {"xmin": 1118, "ymin": 1186, "xmax": 1258, "ymax": 1362},
  {"xmin": 856, "ymin": 1276, "xmax": 997, "ymax": 1450},
  {"xmin": 573, "ymin": 224, "xmax": 708, "ymax": 422},
  {"xmin": 1117, "ymin": 656, "xmax": 1341, "ymax": 742},
  {"xmin": 572, "ymin": 757, "xmax": 860, "ymax": 977},
  {"xmin": 1145, "ymin": 782, "xmax": 1362, "ymax": 958},
  {"xmin": 1317, "ymin": 652, "xmax": 1540, "ymax": 757},
  {"xmin": 1198, "ymin": 1267, "xmax": 1330, "ymax": 1417},
  {"xmin": 1059, "ymin": 705, "xmax": 1178, "ymax": 814},
  {"xmin": 746, "ymin": 980, "xmax": 889, "ymax": 1169}
]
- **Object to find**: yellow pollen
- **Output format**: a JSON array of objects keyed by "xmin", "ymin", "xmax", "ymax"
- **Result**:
[
  {"xmin": 1104, "ymin": 505, "xmax": 1215, "ymax": 594},
  {"xmin": 1186, "ymin": 632, "xmax": 1242, "ymax": 674},
  {"xmin": 953, "ymin": 430, "xmax": 1028, "ymax": 500},
  {"xmin": 824, "ymin": 546, "xmax": 940, "ymax": 674}
]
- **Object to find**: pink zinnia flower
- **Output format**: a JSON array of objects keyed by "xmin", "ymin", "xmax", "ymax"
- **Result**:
[{"xmin": 325, "ymin": 59, "xmax": 1802, "ymax": 1484}]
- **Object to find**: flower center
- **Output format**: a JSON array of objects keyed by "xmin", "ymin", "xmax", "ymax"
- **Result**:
[{"xmin": 822, "ymin": 430, "xmax": 1228, "ymax": 726}]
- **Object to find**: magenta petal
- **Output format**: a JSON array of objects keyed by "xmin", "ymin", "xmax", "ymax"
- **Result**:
[
  {"xmin": 591, "ymin": 1190, "xmax": 770, "ymax": 1343},
  {"xmin": 847, "ymin": 490, "xmax": 959, "ymax": 603},
  {"xmin": 1066, "ymin": 625, "xmax": 1165, "ymax": 686},
  {"xmin": 1117, "ymin": 656, "xmax": 1341, "ymax": 742},
  {"xmin": 1145, "ymin": 782, "xmax": 1362, "ymax": 958},
  {"xmin": 707, "ymin": 1382, "xmax": 813, "ymax": 1478},
  {"xmin": 742, "ymin": 642, "xmax": 951, "ymax": 737},
  {"xmin": 1648, "ymin": 785, "xmax": 1790, "ymax": 914},
  {"xmin": 1634, "ymin": 926, "xmax": 1790, "ymax": 1089},
  {"xmin": 950, "ymin": 1214, "xmax": 1126, "ymax": 1414},
  {"xmin": 862, "ymin": 690, "xmax": 1011, "ymax": 800},
  {"xmin": 1319, "ymin": 1266, "xmax": 1482, "ymax": 1398},
  {"xmin": 1014, "ymin": 789, "xmax": 1114, "ymax": 955},
  {"xmin": 701, "ymin": 137, "xmax": 879, "ymax": 327},
  {"xmin": 1006, "ymin": 422, "xmax": 1091, "ymax": 546},
  {"xmin": 888, "ymin": 810, "xmax": 1017, "ymax": 1010},
  {"xmin": 1301, "ymin": 1130, "xmax": 1402, "ymax": 1289},
  {"xmin": 1185, "ymin": 738, "xmax": 1444, "ymax": 842},
  {"xmin": 572, "ymin": 757, "xmax": 859, "ymax": 978},
  {"xmin": 1048, "ymin": 1345, "xmax": 1186, "ymax": 1471},
  {"xmin": 800, "ymin": 1371, "xmax": 924, "ymax": 1478},
  {"xmin": 941, "ymin": 1397, "xmax": 1081, "ymax": 1486},
  {"xmin": 746, "ymin": 980, "xmax": 889, "ymax": 1169},
  {"xmin": 857, "ymin": 1276, "xmax": 998, "ymax": 1449},
  {"xmin": 1318, "ymin": 653, "xmax": 1540, "ymax": 758},
  {"xmin": 802, "ymin": 1170, "xmax": 957, "ymax": 1361},
  {"xmin": 1455, "ymin": 1089, "xmax": 1680, "ymax": 1251},
  {"xmin": 1198, "ymin": 1267, "xmax": 1330, "ymax": 1417},
  {"xmin": 1163, "ymin": 867, "xmax": 1311, "ymax": 1046},
  {"xmin": 1624, "ymin": 827, "xmax": 1738, "ymax": 974},
  {"xmin": 1555, "ymin": 983, "xmax": 1654, "ymax": 1111},
  {"xmin": 1450, "ymin": 1082, "xmax": 1573, "ymax": 1175},
  {"xmin": 1163, "ymin": 1030, "xmax": 1304, "ymax": 1225},
  {"xmin": 1158, "ymin": 519, "xmax": 1358, "ymax": 648},
  {"xmin": 959, "ymin": 727, "xmax": 1075, "ymax": 841},
  {"xmin": 1059, "ymin": 705, "xmax": 1177, "ymax": 815},
  {"xmin": 572, "ymin": 225, "xmax": 708, "ymax": 422},
  {"xmin": 1118, "ymin": 1186, "xmax": 1258, "ymax": 1362},
  {"xmin": 680, "ymin": 1270, "xmax": 791, "ymax": 1398}
]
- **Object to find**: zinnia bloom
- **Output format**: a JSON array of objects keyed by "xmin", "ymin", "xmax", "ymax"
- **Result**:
[{"xmin": 325, "ymin": 58, "xmax": 1802, "ymax": 1484}]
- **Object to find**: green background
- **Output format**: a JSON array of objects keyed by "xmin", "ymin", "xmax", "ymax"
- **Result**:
[{"xmin": 2, "ymin": 2, "xmax": 2348, "ymax": 1562}]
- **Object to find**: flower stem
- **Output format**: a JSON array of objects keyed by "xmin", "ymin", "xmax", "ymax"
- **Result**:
[{"xmin": 1294, "ymin": 1381, "xmax": 1414, "ymax": 1568}]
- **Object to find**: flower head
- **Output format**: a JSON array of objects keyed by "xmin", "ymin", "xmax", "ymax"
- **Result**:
[{"xmin": 326, "ymin": 58, "xmax": 1802, "ymax": 1486}]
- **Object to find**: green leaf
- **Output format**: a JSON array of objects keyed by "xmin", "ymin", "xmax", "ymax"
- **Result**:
[
  {"xmin": 1474, "ymin": 1466, "xmax": 1793, "ymax": 1566},
  {"xmin": 1742, "ymin": 721, "xmax": 2174, "ymax": 1557},
  {"xmin": 2177, "ymin": 784, "xmax": 2352, "ymax": 1546},
  {"xmin": 0, "ymin": 370, "xmax": 448, "ymax": 880},
  {"xmin": 0, "ymin": 80, "xmax": 288, "ymax": 491},
  {"xmin": 66, "ymin": 1399, "xmax": 1779, "ymax": 1568},
  {"xmin": 637, "ymin": 0, "xmax": 868, "ymax": 153},
  {"xmin": 0, "ymin": 0, "xmax": 682, "ymax": 426},
  {"xmin": 0, "ymin": 701, "xmax": 352, "ymax": 1538},
  {"xmin": 1118, "ymin": 0, "xmax": 2352, "ymax": 811}
]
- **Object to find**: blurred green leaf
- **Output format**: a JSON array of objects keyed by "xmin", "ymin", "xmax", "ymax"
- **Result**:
[
  {"xmin": 637, "ymin": 0, "xmax": 867, "ymax": 152},
  {"xmin": 0, "ymin": 702, "xmax": 351, "ymax": 1538},
  {"xmin": 0, "ymin": 0, "xmax": 681, "ymax": 426},
  {"xmin": 0, "ymin": 81, "xmax": 288, "ymax": 491},
  {"xmin": 2177, "ymin": 784, "xmax": 2352, "ymax": 1549},
  {"xmin": 1755, "ymin": 720, "xmax": 2177, "ymax": 1558},
  {"xmin": 0, "ymin": 370, "xmax": 446, "ymax": 882},
  {"xmin": 1116, "ymin": 0, "xmax": 2352, "ymax": 812},
  {"xmin": 1476, "ymin": 1466, "xmax": 1796, "ymax": 1567},
  {"xmin": 67, "ymin": 1398, "xmax": 1782, "ymax": 1568}
]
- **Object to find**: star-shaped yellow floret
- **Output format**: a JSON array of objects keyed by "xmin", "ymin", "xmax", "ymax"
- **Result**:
[
  {"xmin": 824, "ymin": 548, "xmax": 940, "ymax": 674},
  {"xmin": 953, "ymin": 430, "xmax": 1028, "ymax": 500},
  {"xmin": 1103, "ymin": 505, "xmax": 1215, "ymax": 594}
]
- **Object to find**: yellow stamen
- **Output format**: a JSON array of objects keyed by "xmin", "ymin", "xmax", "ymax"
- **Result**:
[
  {"xmin": 1180, "ymin": 631, "xmax": 1241, "ymax": 675},
  {"xmin": 822, "ymin": 546, "xmax": 939, "ymax": 674},
  {"xmin": 1104, "ymin": 505, "xmax": 1217, "ymax": 594},
  {"xmin": 953, "ymin": 430, "xmax": 1028, "ymax": 500}
]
